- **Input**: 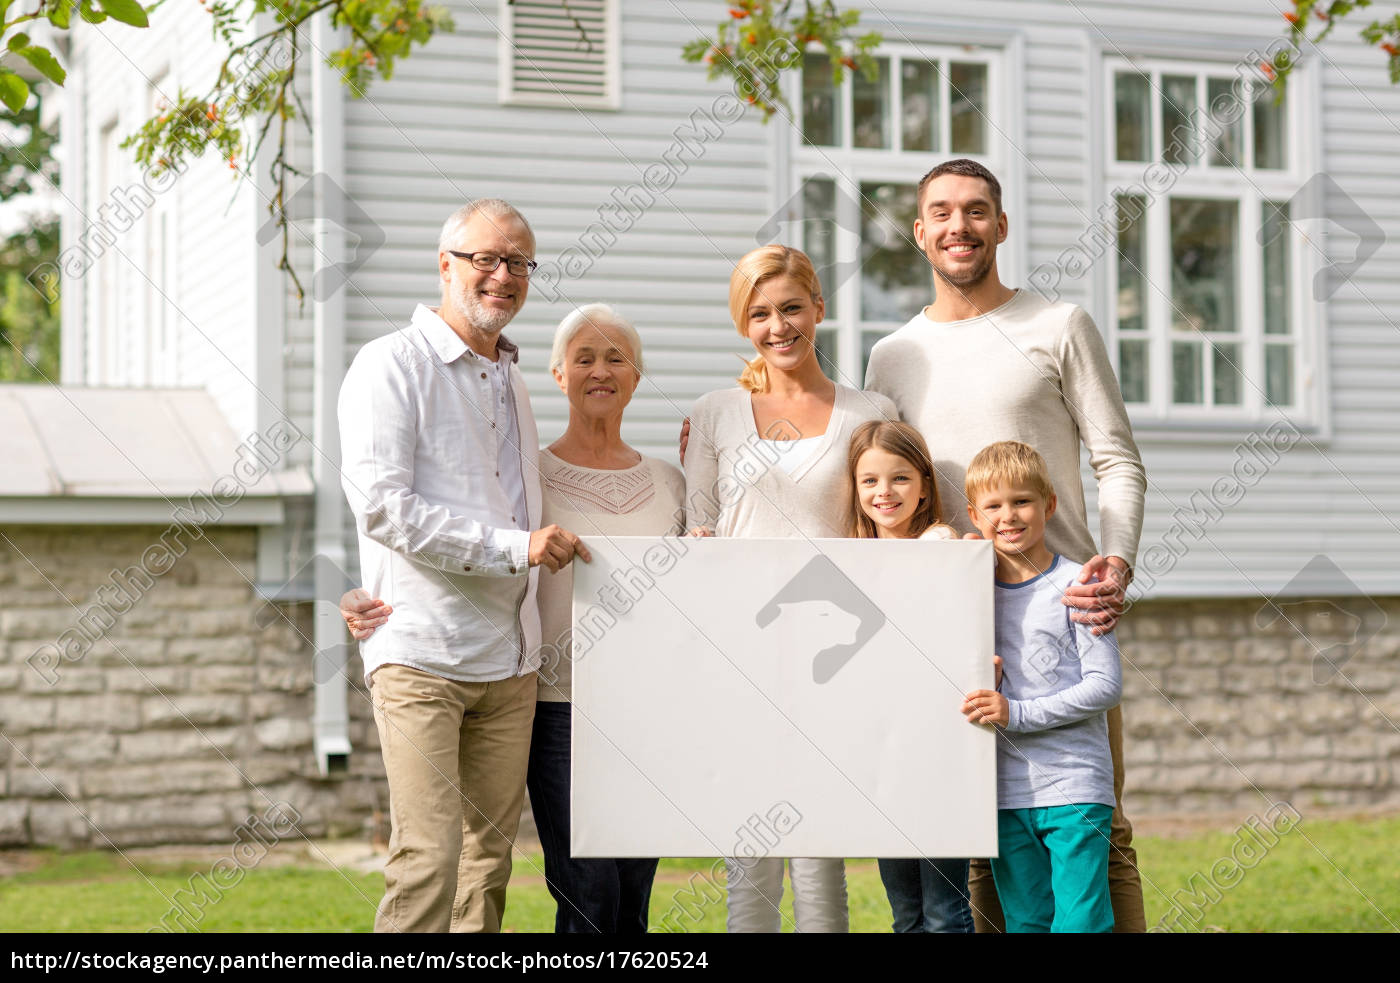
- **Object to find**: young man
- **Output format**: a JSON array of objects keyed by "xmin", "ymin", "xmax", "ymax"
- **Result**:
[
  {"xmin": 863, "ymin": 158, "xmax": 1147, "ymax": 932},
  {"xmin": 339, "ymin": 199, "xmax": 590, "ymax": 933},
  {"xmin": 960, "ymin": 440, "xmax": 1121, "ymax": 933}
]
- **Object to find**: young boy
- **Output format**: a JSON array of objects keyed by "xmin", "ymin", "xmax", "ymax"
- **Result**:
[{"xmin": 959, "ymin": 440, "xmax": 1122, "ymax": 933}]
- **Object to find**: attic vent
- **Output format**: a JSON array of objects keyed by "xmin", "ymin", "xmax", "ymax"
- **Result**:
[{"xmin": 501, "ymin": 0, "xmax": 620, "ymax": 109}]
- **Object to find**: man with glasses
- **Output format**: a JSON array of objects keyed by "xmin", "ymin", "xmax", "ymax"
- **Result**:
[{"xmin": 339, "ymin": 198, "xmax": 590, "ymax": 932}]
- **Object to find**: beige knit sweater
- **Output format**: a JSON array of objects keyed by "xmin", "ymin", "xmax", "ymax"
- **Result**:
[{"xmin": 864, "ymin": 290, "xmax": 1146, "ymax": 567}]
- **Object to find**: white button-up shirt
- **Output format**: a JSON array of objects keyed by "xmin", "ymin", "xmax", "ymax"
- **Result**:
[{"xmin": 339, "ymin": 304, "xmax": 542, "ymax": 683}]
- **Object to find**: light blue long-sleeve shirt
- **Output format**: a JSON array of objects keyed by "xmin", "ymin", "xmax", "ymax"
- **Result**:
[{"xmin": 994, "ymin": 555, "xmax": 1122, "ymax": 810}]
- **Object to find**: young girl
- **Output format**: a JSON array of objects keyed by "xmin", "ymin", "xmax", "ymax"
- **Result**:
[{"xmin": 845, "ymin": 419, "xmax": 975, "ymax": 933}]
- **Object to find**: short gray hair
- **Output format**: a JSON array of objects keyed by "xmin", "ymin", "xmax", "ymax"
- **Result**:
[
  {"xmin": 550, "ymin": 303, "xmax": 644, "ymax": 376},
  {"xmin": 438, "ymin": 199, "xmax": 535, "ymax": 253}
]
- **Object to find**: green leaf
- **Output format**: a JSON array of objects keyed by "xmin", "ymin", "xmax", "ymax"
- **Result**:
[
  {"xmin": 46, "ymin": 0, "xmax": 74, "ymax": 29},
  {"xmin": 97, "ymin": 0, "xmax": 148, "ymax": 27},
  {"xmin": 78, "ymin": 0, "xmax": 108, "ymax": 23},
  {"xmin": 0, "ymin": 70, "xmax": 30, "ymax": 114},
  {"xmin": 16, "ymin": 45, "xmax": 67, "ymax": 86},
  {"xmin": 7, "ymin": 33, "xmax": 30, "ymax": 52}
]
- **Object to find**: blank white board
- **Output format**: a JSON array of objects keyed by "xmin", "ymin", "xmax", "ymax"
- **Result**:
[{"xmin": 571, "ymin": 537, "xmax": 997, "ymax": 858}]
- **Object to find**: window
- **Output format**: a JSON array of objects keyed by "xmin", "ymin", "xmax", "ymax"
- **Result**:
[
  {"xmin": 500, "ymin": 0, "xmax": 620, "ymax": 110},
  {"xmin": 790, "ymin": 46, "xmax": 1004, "ymax": 387},
  {"xmin": 1106, "ymin": 60, "xmax": 1305, "ymax": 421}
]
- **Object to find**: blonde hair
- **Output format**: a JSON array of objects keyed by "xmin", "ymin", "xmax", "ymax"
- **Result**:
[
  {"xmin": 728, "ymin": 245, "xmax": 823, "ymax": 393},
  {"xmin": 846, "ymin": 420, "xmax": 945, "ymax": 539},
  {"xmin": 549, "ymin": 303, "xmax": 644, "ymax": 377},
  {"xmin": 964, "ymin": 441, "xmax": 1056, "ymax": 507}
]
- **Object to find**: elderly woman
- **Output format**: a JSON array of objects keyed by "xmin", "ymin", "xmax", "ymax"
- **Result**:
[{"xmin": 343, "ymin": 304, "xmax": 685, "ymax": 933}]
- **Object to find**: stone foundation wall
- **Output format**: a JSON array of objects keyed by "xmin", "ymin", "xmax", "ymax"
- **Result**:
[
  {"xmin": 3, "ymin": 525, "xmax": 1398, "ymax": 846},
  {"xmin": 0, "ymin": 526, "xmax": 387, "ymax": 848},
  {"xmin": 1117, "ymin": 596, "xmax": 1400, "ymax": 818}
]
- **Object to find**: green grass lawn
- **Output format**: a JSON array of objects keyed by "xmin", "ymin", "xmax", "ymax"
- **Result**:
[{"xmin": 2, "ymin": 815, "xmax": 1396, "ymax": 933}]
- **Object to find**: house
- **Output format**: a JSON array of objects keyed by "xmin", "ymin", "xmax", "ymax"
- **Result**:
[{"xmin": 5, "ymin": 0, "xmax": 1399, "ymax": 848}]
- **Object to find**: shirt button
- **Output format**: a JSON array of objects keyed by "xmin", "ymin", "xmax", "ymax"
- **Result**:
[
  {"xmin": 491, "ymin": 422, "xmax": 496, "ymax": 428},
  {"xmin": 480, "ymin": 372, "xmax": 487, "ymax": 379},
  {"xmin": 508, "ymin": 566, "xmax": 517, "ymax": 574},
  {"xmin": 495, "ymin": 471, "xmax": 500, "ymax": 477},
  {"xmin": 463, "ymin": 565, "xmax": 472, "ymax": 572}
]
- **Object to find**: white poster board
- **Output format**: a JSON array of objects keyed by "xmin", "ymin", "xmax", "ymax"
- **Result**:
[{"xmin": 571, "ymin": 537, "xmax": 997, "ymax": 858}]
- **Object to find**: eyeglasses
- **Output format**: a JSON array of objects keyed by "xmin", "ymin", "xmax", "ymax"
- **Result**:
[{"xmin": 446, "ymin": 250, "xmax": 538, "ymax": 278}]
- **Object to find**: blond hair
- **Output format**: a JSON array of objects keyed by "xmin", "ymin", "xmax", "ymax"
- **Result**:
[
  {"xmin": 963, "ymin": 441, "xmax": 1056, "ymax": 507},
  {"xmin": 728, "ymin": 245, "xmax": 823, "ymax": 393},
  {"xmin": 846, "ymin": 420, "xmax": 945, "ymax": 539}
]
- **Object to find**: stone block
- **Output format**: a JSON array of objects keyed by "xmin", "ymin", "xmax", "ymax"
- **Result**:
[
  {"xmin": 1162, "ymin": 667, "xmax": 1221, "ymax": 699},
  {"xmin": 0, "ymin": 800, "xmax": 29, "ymax": 845},
  {"xmin": 21, "ymin": 666, "xmax": 104, "ymax": 694},
  {"xmin": 1234, "ymin": 638, "xmax": 1290, "ymax": 664},
  {"xmin": 83, "ymin": 761, "xmax": 245, "ymax": 798},
  {"xmin": 54, "ymin": 694, "xmax": 142, "ymax": 732},
  {"xmin": 248, "ymin": 692, "xmax": 299, "ymax": 720},
  {"xmin": 88, "ymin": 637, "xmax": 167, "ymax": 666},
  {"xmin": 188, "ymin": 665, "xmax": 257, "ymax": 694},
  {"xmin": 142, "ymin": 694, "xmax": 244, "ymax": 728},
  {"xmin": 8, "ymin": 765, "xmax": 81, "ymax": 798},
  {"xmin": 1179, "ymin": 639, "xmax": 1235, "ymax": 667},
  {"xmin": 26, "ymin": 732, "xmax": 118, "ymax": 768},
  {"xmin": 89, "ymin": 796, "xmax": 230, "ymax": 835},
  {"xmin": 256, "ymin": 661, "xmax": 312, "ymax": 694},
  {"xmin": 1123, "ymin": 641, "xmax": 1175, "ymax": 671},
  {"xmin": 119, "ymin": 727, "xmax": 243, "ymax": 762},
  {"xmin": 0, "ymin": 666, "xmax": 19, "ymax": 691},
  {"xmin": 254, "ymin": 718, "xmax": 313, "ymax": 752},
  {"xmin": 1337, "ymin": 667, "xmax": 1397, "ymax": 693},
  {"xmin": 27, "ymin": 800, "xmax": 90, "ymax": 847},
  {"xmin": 1, "ymin": 608, "xmax": 82, "ymax": 637},
  {"xmin": 0, "ymin": 694, "xmax": 56, "ymax": 732},
  {"xmin": 1220, "ymin": 665, "xmax": 1269, "ymax": 697},
  {"xmin": 106, "ymin": 667, "xmax": 187, "ymax": 693},
  {"xmin": 155, "ymin": 586, "xmax": 255, "ymax": 610},
  {"xmin": 167, "ymin": 637, "xmax": 254, "ymax": 665},
  {"xmin": 182, "ymin": 611, "xmax": 257, "ymax": 638}
]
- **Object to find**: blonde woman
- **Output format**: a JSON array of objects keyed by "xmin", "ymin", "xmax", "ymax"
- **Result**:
[{"xmin": 684, "ymin": 245, "xmax": 897, "ymax": 933}]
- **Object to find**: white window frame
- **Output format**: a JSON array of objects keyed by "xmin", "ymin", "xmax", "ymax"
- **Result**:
[
  {"xmin": 499, "ymin": 0, "xmax": 621, "ymax": 111},
  {"xmin": 785, "ymin": 41, "xmax": 1014, "ymax": 389},
  {"xmin": 1101, "ymin": 55, "xmax": 1321, "ymax": 432}
]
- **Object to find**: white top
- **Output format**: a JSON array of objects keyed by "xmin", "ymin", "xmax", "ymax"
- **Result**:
[
  {"xmin": 757, "ymin": 435, "xmax": 824, "ymax": 476},
  {"xmin": 339, "ymin": 304, "xmax": 542, "ymax": 684},
  {"xmin": 535, "ymin": 449, "xmax": 687, "ymax": 702},
  {"xmin": 684, "ymin": 384, "xmax": 898, "ymax": 539},
  {"xmin": 865, "ymin": 290, "xmax": 1146, "ymax": 567}
]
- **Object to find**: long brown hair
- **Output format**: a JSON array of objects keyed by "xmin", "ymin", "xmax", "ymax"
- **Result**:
[
  {"xmin": 846, "ymin": 420, "xmax": 945, "ymax": 539},
  {"xmin": 729, "ymin": 245, "xmax": 823, "ymax": 393}
]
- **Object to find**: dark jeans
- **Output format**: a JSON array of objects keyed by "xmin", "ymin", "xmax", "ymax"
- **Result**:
[
  {"xmin": 526, "ymin": 700, "xmax": 658, "ymax": 933},
  {"xmin": 876, "ymin": 858, "xmax": 975, "ymax": 933}
]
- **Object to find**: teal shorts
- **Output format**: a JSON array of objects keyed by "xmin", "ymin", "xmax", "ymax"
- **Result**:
[{"xmin": 990, "ymin": 804, "xmax": 1115, "ymax": 933}]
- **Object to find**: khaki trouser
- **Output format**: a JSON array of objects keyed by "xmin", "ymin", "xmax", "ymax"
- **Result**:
[
  {"xmin": 969, "ymin": 703, "xmax": 1147, "ymax": 933},
  {"xmin": 370, "ymin": 664, "xmax": 537, "ymax": 933}
]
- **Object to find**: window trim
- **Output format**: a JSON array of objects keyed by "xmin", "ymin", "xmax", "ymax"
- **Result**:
[
  {"xmin": 498, "ymin": 0, "xmax": 622, "ymax": 111},
  {"xmin": 1097, "ymin": 53, "xmax": 1328, "ymax": 437},
  {"xmin": 784, "ymin": 40, "xmax": 1019, "ymax": 389}
]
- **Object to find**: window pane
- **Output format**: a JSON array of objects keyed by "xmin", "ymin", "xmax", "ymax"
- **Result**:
[
  {"xmin": 1265, "ymin": 344, "xmax": 1293, "ymax": 406},
  {"xmin": 802, "ymin": 176, "xmax": 839, "ymax": 320},
  {"xmin": 1207, "ymin": 78, "xmax": 1242, "ymax": 167},
  {"xmin": 859, "ymin": 181, "xmax": 928, "ymax": 322},
  {"xmin": 1115, "ymin": 72, "xmax": 1151, "ymax": 162},
  {"xmin": 1116, "ymin": 194, "xmax": 1147, "ymax": 334},
  {"xmin": 1262, "ymin": 200, "xmax": 1290, "ymax": 335},
  {"xmin": 1162, "ymin": 74, "xmax": 1199, "ymax": 164},
  {"xmin": 1212, "ymin": 343, "xmax": 1241, "ymax": 405},
  {"xmin": 814, "ymin": 328, "xmax": 839, "ymax": 379},
  {"xmin": 949, "ymin": 62, "xmax": 987, "ymax": 154},
  {"xmin": 802, "ymin": 54, "xmax": 840, "ymax": 147},
  {"xmin": 902, "ymin": 60, "xmax": 939, "ymax": 152},
  {"xmin": 1119, "ymin": 339, "xmax": 1148, "ymax": 403},
  {"xmin": 1171, "ymin": 198, "xmax": 1237, "ymax": 334},
  {"xmin": 854, "ymin": 56, "xmax": 890, "ymax": 149},
  {"xmin": 1254, "ymin": 85, "xmax": 1286, "ymax": 170},
  {"xmin": 1172, "ymin": 341, "xmax": 1203, "ymax": 404},
  {"xmin": 861, "ymin": 330, "xmax": 887, "ymax": 384}
]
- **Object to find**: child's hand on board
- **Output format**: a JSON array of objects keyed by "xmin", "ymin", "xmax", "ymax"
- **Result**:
[{"xmin": 962, "ymin": 688, "xmax": 1008, "ymax": 727}]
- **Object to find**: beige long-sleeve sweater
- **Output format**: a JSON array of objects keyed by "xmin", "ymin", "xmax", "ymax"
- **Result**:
[
  {"xmin": 864, "ymin": 290, "xmax": 1146, "ymax": 567},
  {"xmin": 683, "ymin": 384, "xmax": 898, "ymax": 539}
]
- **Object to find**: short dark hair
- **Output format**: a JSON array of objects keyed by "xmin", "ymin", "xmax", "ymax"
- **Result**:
[{"xmin": 916, "ymin": 158, "xmax": 1003, "ymax": 215}]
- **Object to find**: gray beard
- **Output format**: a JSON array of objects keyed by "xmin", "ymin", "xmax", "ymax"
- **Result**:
[{"xmin": 452, "ymin": 287, "xmax": 515, "ymax": 335}]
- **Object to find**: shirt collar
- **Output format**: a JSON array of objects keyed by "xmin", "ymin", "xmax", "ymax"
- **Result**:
[{"xmin": 411, "ymin": 304, "xmax": 520, "ymax": 366}]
